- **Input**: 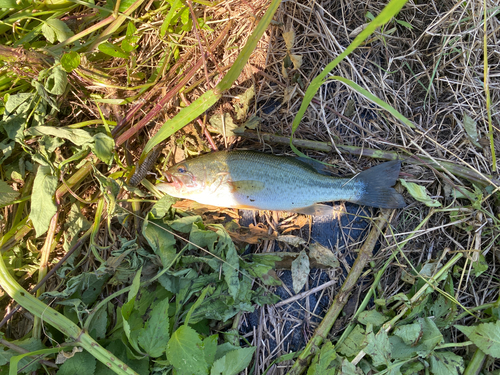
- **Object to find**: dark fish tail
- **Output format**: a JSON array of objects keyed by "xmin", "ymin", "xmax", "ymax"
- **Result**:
[{"xmin": 355, "ymin": 161, "xmax": 406, "ymax": 209}]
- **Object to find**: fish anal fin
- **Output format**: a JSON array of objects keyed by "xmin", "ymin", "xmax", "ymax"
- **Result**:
[
  {"xmin": 292, "ymin": 204, "xmax": 332, "ymax": 216},
  {"xmin": 229, "ymin": 180, "xmax": 265, "ymax": 194}
]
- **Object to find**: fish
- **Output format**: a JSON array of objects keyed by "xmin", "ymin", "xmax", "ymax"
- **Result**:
[{"xmin": 156, "ymin": 151, "xmax": 405, "ymax": 215}]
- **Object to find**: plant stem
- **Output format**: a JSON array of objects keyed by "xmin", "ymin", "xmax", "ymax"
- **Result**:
[{"xmin": 0, "ymin": 252, "xmax": 139, "ymax": 375}]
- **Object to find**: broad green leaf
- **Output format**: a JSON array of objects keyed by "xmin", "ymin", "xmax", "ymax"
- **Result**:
[
  {"xmin": 210, "ymin": 347, "xmax": 256, "ymax": 375},
  {"xmin": 92, "ymin": 133, "xmax": 115, "ymax": 164},
  {"xmin": 341, "ymin": 358, "xmax": 364, "ymax": 375},
  {"xmin": 94, "ymin": 340, "xmax": 149, "ymax": 375},
  {"xmin": 219, "ymin": 229, "xmax": 240, "ymax": 299},
  {"xmin": 42, "ymin": 19, "xmax": 74, "ymax": 43},
  {"xmin": 61, "ymin": 51, "xmax": 81, "ymax": 72},
  {"xmin": 57, "ymin": 351, "xmax": 96, "ymax": 375},
  {"xmin": 472, "ymin": 253, "xmax": 488, "ymax": 277},
  {"xmin": 98, "ymin": 42, "xmax": 128, "ymax": 59},
  {"xmin": 307, "ymin": 341, "xmax": 337, "ymax": 375},
  {"xmin": 0, "ymin": 180, "xmax": 19, "ymax": 206},
  {"xmin": 337, "ymin": 325, "xmax": 366, "ymax": 357},
  {"xmin": 362, "ymin": 326, "xmax": 391, "ymax": 367},
  {"xmin": 203, "ymin": 335, "xmax": 218, "ymax": 368},
  {"xmin": 429, "ymin": 351, "xmax": 464, "ymax": 375},
  {"xmin": 291, "ymin": 250, "xmax": 309, "ymax": 293},
  {"xmin": 45, "ymin": 65, "xmax": 67, "ymax": 95},
  {"xmin": 29, "ymin": 165, "xmax": 57, "ymax": 237},
  {"xmin": 394, "ymin": 322, "xmax": 421, "ymax": 346},
  {"xmin": 3, "ymin": 338, "xmax": 44, "ymax": 373},
  {"xmin": 357, "ymin": 310, "xmax": 389, "ymax": 327},
  {"xmin": 25, "ymin": 126, "xmax": 94, "ymax": 146},
  {"xmin": 121, "ymin": 269, "xmax": 143, "ymax": 353},
  {"xmin": 390, "ymin": 318, "xmax": 443, "ymax": 359},
  {"xmin": 142, "ymin": 217, "xmax": 176, "ymax": 268},
  {"xmin": 167, "ymin": 325, "xmax": 208, "ymax": 374},
  {"xmin": 88, "ymin": 304, "xmax": 107, "ymax": 340},
  {"xmin": 138, "ymin": 298, "xmax": 170, "ymax": 357},
  {"xmin": 455, "ymin": 321, "xmax": 500, "ymax": 358},
  {"xmin": 400, "ymin": 180, "xmax": 441, "ymax": 207},
  {"xmin": 180, "ymin": 6, "xmax": 192, "ymax": 31}
]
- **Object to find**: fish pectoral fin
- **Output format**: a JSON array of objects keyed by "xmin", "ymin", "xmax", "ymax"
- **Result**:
[
  {"xmin": 229, "ymin": 180, "xmax": 265, "ymax": 194},
  {"xmin": 292, "ymin": 204, "xmax": 332, "ymax": 216}
]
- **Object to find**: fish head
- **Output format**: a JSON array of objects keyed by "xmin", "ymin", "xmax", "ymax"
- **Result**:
[{"xmin": 156, "ymin": 160, "xmax": 206, "ymax": 198}]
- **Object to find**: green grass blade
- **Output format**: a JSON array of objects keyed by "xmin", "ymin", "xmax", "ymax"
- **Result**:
[
  {"xmin": 289, "ymin": 0, "xmax": 409, "ymax": 158},
  {"xmin": 331, "ymin": 76, "xmax": 415, "ymax": 129},
  {"xmin": 140, "ymin": 0, "xmax": 283, "ymax": 159}
]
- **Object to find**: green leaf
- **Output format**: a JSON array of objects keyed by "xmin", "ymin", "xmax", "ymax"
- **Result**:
[
  {"xmin": 429, "ymin": 351, "xmax": 464, "ymax": 375},
  {"xmin": 57, "ymin": 351, "xmax": 96, "ymax": 375},
  {"xmin": 94, "ymin": 340, "xmax": 149, "ymax": 375},
  {"xmin": 160, "ymin": 0, "xmax": 183, "ymax": 36},
  {"xmin": 29, "ymin": 165, "xmax": 57, "ymax": 237},
  {"xmin": 341, "ymin": 358, "xmax": 364, "ymax": 374},
  {"xmin": 203, "ymin": 335, "xmax": 218, "ymax": 367},
  {"xmin": 45, "ymin": 65, "xmax": 67, "ymax": 95},
  {"xmin": 167, "ymin": 325, "xmax": 208, "ymax": 374},
  {"xmin": 42, "ymin": 19, "xmax": 74, "ymax": 43},
  {"xmin": 455, "ymin": 321, "xmax": 500, "ymax": 358},
  {"xmin": 25, "ymin": 126, "xmax": 94, "ymax": 146},
  {"xmin": 138, "ymin": 298, "xmax": 170, "ymax": 357},
  {"xmin": 0, "ymin": 180, "xmax": 19, "ymax": 206},
  {"xmin": 400, "ymin": 180, "xmax": 441, "ymax": 207},
  {"xmin": 210, "ymin": 347, "xmax": 256, "ymax": 375},
  {"xmin": 61, "ymin": 51, "xmax": 81, "ymax": 72},
  {"xmin": 472, "ymin": 253, "xmax": 488, "ymax": 277},
  {"xmin": 390, "ymin": 318, "xmax": 443, "ymax": 359},
  {"xmin": 92, "ymin": 133, "xmax": 115, "ymax": 164},
  {"xmin": 98, "ymin": 42, "xmax": 129, "ymax": 59},
  {"xmin": 291, "ymin": 250, "xmax": 309, "ymax": 293},
  {"xmin": 142, "ymin": 217, "xmax": 177, "ymax": 268},
  {"xmin": 395, "ymin": 19, "xmax": 413, "ymax": 30},
  {"xmin": 219, "ymin": 229, "xmax": 240, "ymax": 299},
  {"xmin": 362, "ymin": 325, "xmax": 391, "ymax": 367},
  {"xmin": 462, "ymin": 113, "xmax": 481, "ymax": 148},
  {"xmin": 307, "ymin": 341, "xmax": 337, "ymax": 375},
  {"xmin": 337, "ymin": 324, "xmax": 366, "ymax": 357},
  {"xmin": 357, "ymin": 310, "xmax": 389, "ymax": 327},
  {"xmin": 0, "ymin": 338, "xmax": 44, "ymax": 373},
  {"xmin": 394, "ymin": 322, "xmax": 421, "ymax": 346}
]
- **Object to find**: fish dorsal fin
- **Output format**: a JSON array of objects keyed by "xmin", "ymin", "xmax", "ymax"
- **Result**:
[
  {"xmin": 229, "ymin": 180, "xmax": 265, "ymax": 194},
  {"xmin": 288, "ymin": 157, "xmax": 332, "ymax": 176}
]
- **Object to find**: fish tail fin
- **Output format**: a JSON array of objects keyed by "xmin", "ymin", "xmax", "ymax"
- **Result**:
[{"xmin": 355, "ymin": 161, "xmax": 406, "ymax": 209}]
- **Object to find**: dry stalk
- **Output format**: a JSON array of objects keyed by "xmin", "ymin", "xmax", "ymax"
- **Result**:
[{"xmin": 287, "ymin": 208, "xmax": 393, "ymax": 375}]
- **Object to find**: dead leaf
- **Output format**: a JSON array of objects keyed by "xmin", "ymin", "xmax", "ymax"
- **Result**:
[
  {"xmin": 209, "ymin": 113, "xmax": 238, "ymax": 137},
  {"xmin": 309, "ymin": 242, "xmax": 339, "ymax": 268},
  {"xmin": 283, "ymin": 29, "xmax": 295, "ymax": 50},
  {"xmin": 289, "ymin": 54, "xmax": 302, "ymax": 70},
  {"xmin": 277, "ymin": 234, "xmax": 306, "ymax": 247},
  {"xmin": 234, "ymin": 86, "xmax": 255, "ymax": 120},
  {"xmin": 291, "ymin": 250, "xmax": 310, "ymax": 293},
  {"xmin": 225, "ymin": 221, "xmax": 276, "ymax": 244}
]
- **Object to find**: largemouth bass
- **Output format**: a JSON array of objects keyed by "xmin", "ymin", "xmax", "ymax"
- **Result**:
[{"xmin": 156, "ymin": 151, "xmax": 405, "ymax": 215}]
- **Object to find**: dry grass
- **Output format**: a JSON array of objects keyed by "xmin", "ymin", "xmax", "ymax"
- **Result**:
[{"xmin": 231, "ymin": 0, "xmax": 500, "ymax": 372}]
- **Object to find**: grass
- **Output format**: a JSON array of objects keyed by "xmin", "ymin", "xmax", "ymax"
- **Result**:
[{"xmin": 1, "ymin": 0, "xmax": 500, "ymax": 374}]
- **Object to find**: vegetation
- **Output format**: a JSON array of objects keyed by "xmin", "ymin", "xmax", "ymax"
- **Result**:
[{"xmin": 0, "ymin": 0, "xmax": 499, "ymax": 373}]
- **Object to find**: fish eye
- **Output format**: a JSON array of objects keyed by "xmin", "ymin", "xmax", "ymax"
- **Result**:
[{"xmin": 178, "ymin": 167, "xmax": 186, "ymax": 173}]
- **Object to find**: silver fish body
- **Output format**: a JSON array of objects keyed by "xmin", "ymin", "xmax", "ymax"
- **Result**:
[{"xmin": 156, "ymin": 151, "xmax": 405, "ymax": 214}]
